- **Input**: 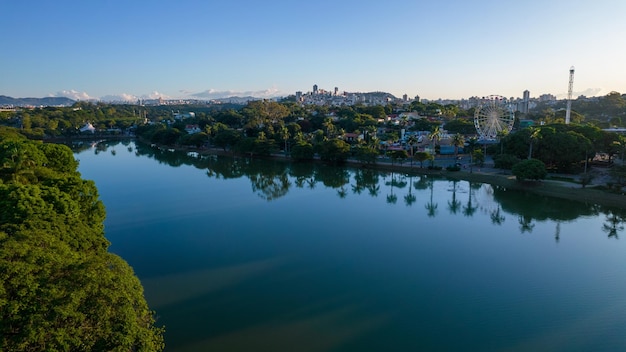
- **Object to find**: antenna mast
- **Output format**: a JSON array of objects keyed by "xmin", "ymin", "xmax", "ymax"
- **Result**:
[{"xmin": 565, "ymin": 66, "xmax": 575, "ymax": 124}]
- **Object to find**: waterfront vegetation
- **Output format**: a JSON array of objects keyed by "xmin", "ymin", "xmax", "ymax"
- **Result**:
[
  {"xmin": 0, "ymin": 135, "xmax": 164, "ymax": 351},
  {"xmin": 4, "ymin": 94, "xmax": 623, "ymax": 199},
  {"xmin": 0, "ymin": 93, "xmax": 625, "ymax": 349},
  {"xmin": 2, "ymin": 96, "xmax": 626, "ymax": 206},
  {"xmin": 1, "ymin": 94, "xmax": 625, "ymax": 177}
]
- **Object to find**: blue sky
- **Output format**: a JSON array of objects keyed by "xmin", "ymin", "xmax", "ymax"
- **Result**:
[{"xmin": 2, "ymin": 0, "xmax": 625, "ymax": 101}]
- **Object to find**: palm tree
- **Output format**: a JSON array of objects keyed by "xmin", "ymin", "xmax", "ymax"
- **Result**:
[
  {"xmin": 428, "ymin": 126, "xmax": 441, "ymax": 156},
  {"xmin": 447, "ymin": 180, "xmax": 461, "ymax": 214},
  {"xmin": 425, "ymin": 178, "xmax": 438, "ymax": 217},
  {"xmin": 603, "ymin": 210, "xmax": 625, "ymax": 239},
  {"xmin": 351, "ymin": 171, "xmax": 366, "ymax": 195},
  {"xmin": 386, "ymin": 172, "xmax": 407, "ymax": 204},
  {"xmin": 427, "ymin": 127, "xmax": 441, "ymax": 169},
  {"xmin": 400, "ymin": 114, "xmax": 409, "ymax": 128},
  {"xmin": 518, "ymin": 215, "xmax": 535, "ymax": 233},
  {"xmin": 496, "ymin": 130, "xmax": 508, "ymax": 155},
  {"xmin": 404, "ymin": 175, "xmax": 417, "ymax": 206},
  {"xmin": 407, "ymin": 135, "xmax": 418, "ymax": 167},
  {"xmin": 490, "ymin": 207, "xmax": 505, "ymax": 225},
  {"xmin": 528, "ymin": 127, "xmax": 541, "ymax": 159},
  {"xmin": 367, "ymin": 184, "xmax": 380, "ymax": 197},
  {"xmin": 386, "ymin": 171, "xmax": 398, "ymax": 204},
  {"xmin": 466, "ymin": 137, "xmax": 479, "ymax": 173},
  {"xmin": 462, "ymin": 181, "xmax": 478, "ymax": 217},
  {"xmin": 451, "ymin": 133, "xmax": 465, "ymax": 160}
]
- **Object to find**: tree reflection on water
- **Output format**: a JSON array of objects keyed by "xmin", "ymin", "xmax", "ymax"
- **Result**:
[{"xmin": 75, "ymin": 140, "xmax": 626, "ymax": 241}]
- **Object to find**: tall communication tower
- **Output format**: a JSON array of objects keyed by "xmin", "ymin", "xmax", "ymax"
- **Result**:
[{"xmin": 565, "ymin": 66, "xmax": 575, "ymax": 124}]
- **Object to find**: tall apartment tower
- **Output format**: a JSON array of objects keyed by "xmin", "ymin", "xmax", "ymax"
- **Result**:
[
  {"xmin": 334, "ymin": 87, "xmax": 338, "ymax": 96},
  {"xmin": 521, "ymin": 90, "xmax": 530, "ymax": 114},
  {"xmin": 313, "ymin": 84, "xmax": 318, "ymax": 94}
]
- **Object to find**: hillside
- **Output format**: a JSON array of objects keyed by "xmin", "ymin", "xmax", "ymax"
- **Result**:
[{"xmin": 0, "ymin": 95, "xmax": 75, "ymax": 107}]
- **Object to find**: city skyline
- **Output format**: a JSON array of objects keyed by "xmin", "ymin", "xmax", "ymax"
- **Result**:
[{"xmin": 2, "ymin": 0, "xmax": 625, "ymax": 102}]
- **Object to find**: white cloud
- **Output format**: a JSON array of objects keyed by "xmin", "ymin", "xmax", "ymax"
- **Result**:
[
  {"xmin": 142, "ymin": 91, "xmax": 170, "ymax": 100},
  {"xmin": 99, "ymin": 93, "xmax": 138, "ymax": 102},
  {"xmin": 190, "ymin": 87, "xmax": 282, "ymax": 99},
  {"xmin": 52, "ymin": 90, "xmax": 94, "ymax": 101},
  {"xmin": 97, "ymin": 91, "xmax": 169, "ymax": 102}
]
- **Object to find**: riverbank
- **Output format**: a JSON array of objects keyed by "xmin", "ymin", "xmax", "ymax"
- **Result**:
[
  {"xmin": 87, "ymin": 137, "xmax": 626, "ymax": 210},
  {"xmin": 190, "ymin": 146, "xmax": 626, "ymax": 209},
  {"xmin": 446, "ymin": 171, "xmax": 626, "ymax": 209}
]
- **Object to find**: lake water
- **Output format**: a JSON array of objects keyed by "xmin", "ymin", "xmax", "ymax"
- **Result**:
[{"xmin": 74, "ymin": 140, "xmax": 626, "ymax": 352}]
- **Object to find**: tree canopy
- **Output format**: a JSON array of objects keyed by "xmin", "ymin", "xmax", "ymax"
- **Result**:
[
  {"xmin": 0, "ymin": 137, "xmax": 164, "ymax": 351},
  {"xmin": 512, "ymin": 158, "xmax": 547, "ymax": 181}
]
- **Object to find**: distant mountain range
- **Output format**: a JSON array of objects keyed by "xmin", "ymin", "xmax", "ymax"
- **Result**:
[{"xmin": 0, "ymin": 95, "xmax": 75, "ymax": 107}]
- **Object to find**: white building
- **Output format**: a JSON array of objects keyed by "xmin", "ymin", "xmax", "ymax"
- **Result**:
[{"xmin": 79, "ymin": 122, "xmax": 95, "ymax": 133}]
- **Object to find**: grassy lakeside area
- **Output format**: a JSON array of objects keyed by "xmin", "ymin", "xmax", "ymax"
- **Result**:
[
  {"xmin": 353, "ymin": 159, "xmax": 626, "ymax": 209},
  {"xmin": 446, "ymin": 171, "xmax": 626, "ymax": 209}
]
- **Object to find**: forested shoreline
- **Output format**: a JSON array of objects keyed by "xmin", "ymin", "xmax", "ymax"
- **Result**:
[
  {"xmin": 0, "ymin": 130, "xmax": 164, "ymax": 351},
  {"xmin": 0, "ymin": 92, "xmax": 625, "ymax": 349}
]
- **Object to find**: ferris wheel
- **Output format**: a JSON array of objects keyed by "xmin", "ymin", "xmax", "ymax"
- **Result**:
[{"xmin": 474, "ymin": 95, "xmax": 515, "ymax": 140}]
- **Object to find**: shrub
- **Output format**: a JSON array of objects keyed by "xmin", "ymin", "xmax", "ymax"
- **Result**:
[
  {"xmin": 290, "ymin": 142, "xmax": 314, "ymax": 162},
  {"xmin": 512, "ymin": 158, "xmax": 547, "ymax": 181},
  {"xmin": 493, "ymin": 153, "xmax": 521, "ymax": 170}
]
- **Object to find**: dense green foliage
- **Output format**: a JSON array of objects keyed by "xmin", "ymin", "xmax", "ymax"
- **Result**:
[
  {"xmin": 353, "ymin": 145, "xmax": 380, "ymax": 164},
  {"xmin": 443, "ymin": 118, "xmax": 477, "ymax": 135},
  {"xmin": 0, "ymin": 137, "xmax": 164, "ymax": 351},
  {"xmin": 318, "ymin": 139, "xmax": 350, "ymax": 164},
  {"xmin": 2, "ymin": 91, "xmax": 625, "ymax": 173},
  {"xmin": 493, "ymin": 153, "xmax": 522, "ymax": 170},
  {"xmin": 501, "ymin": 124, "xmax": 608, "ymax": 172},
  {"xmin": 528, "ymin": 91, "xmax": 626, "ymax": 126},
  {"xmin": 290, "ymin": 141, "xmax": 314, "ymax": 162},
  {"xmin": 512, "ymin": 159, "xmax": 548, "ymax": 181}
]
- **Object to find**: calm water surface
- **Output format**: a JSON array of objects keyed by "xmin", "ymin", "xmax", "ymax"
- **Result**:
[{"xmin": 74, "ymin": 140, "xmax": 626, "ymax": 352}]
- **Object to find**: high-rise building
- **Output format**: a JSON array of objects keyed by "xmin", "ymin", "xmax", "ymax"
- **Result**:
[
  {"xmin": 521, "ymin": 90, "xmax": 530, "ymax": 113},
  {"xmin": 313, "ymin": 84, "xmax": 318, "ymax": 94}
]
